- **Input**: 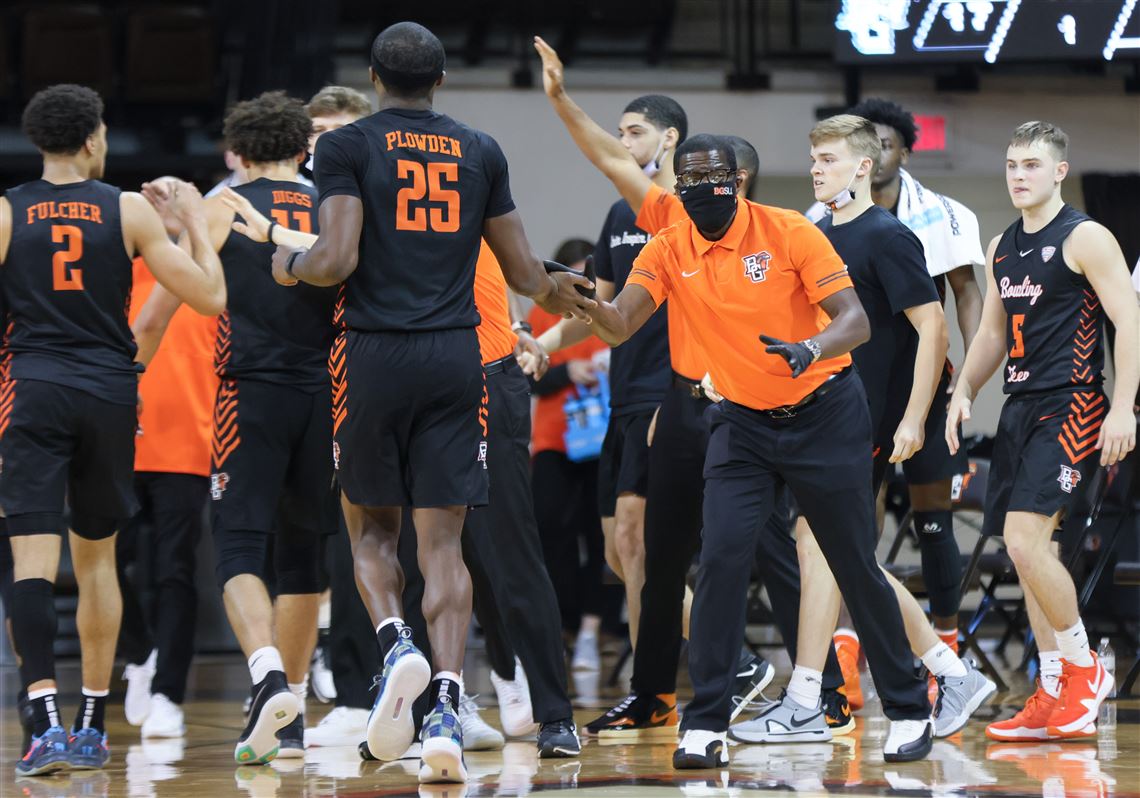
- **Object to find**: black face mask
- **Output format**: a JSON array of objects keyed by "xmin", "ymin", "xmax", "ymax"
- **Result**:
[{"xmin": 679, "ymin": 180, "xmax": 737, "ymax": 233}]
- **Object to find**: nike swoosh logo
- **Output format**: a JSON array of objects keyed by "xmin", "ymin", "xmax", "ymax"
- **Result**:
[
  {"xmin": 682, "ymin": 270, "xmax": 701, "ymax": 278},
  {"xmin": 789, "ymin": 712, "xmax": 822, "ymax": 728},
  {"xmin": 650, "ymin": 707, "xmax": 676, "ymax": 724},
  {"xmin": 1020, "ymin": 249, "xmax": 1034, "ymax": 257},
  {"xmin": 995, "ymin": 255, "xmax": 1008, "ymax": 263}
]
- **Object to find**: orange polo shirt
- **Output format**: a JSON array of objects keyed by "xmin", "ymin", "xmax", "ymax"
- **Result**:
[
  {"xmin": 474, "ymin": 240, "xmax": 517, "ymax": 365},
  {"xmin": 635, "ymin": 183, "xmax": 705, "ymax": 380},
  {"xmin": 129, "ymin": 257, "xmax": 219, "ymax": 476},
  {"xmin": 627, "ymin": 198, "xmax": 853, "ymax": 410},
  {"xmin": 528, "ymin": 304, "xmax": 608, "ymax": 454}
]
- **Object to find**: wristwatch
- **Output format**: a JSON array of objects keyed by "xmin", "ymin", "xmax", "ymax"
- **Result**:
[
  {"xmin": 511, "ymin": 321, "xmax": 533, "ymax": 334},
  {"xmin": 802, "ymin": 337, "xmax": 822, "ymax": 363}
]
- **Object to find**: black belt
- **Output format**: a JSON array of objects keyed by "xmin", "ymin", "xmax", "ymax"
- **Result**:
[
  {"xmin": 483, "ymin": 354, "xmax": 515, "ymax": 376},
  {"xmin": 672, "ymin": 372, "xmax": 708, "ymax": 401},
  {"xmin": 759, "ymin": 368, "xmax": 851, "ymax": 419}
]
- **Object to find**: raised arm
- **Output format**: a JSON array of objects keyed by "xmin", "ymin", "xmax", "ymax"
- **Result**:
[
  {"xmin": 533, "ymin": 36, "xmax": 654, "ymax": 214},
  {"xmin": 1069, "ymin": 222, "xmax": 1138, "ymax": 466},
  {"xmin": 124, "ymin": 182, "xmax": 226, "ymax": 316}
]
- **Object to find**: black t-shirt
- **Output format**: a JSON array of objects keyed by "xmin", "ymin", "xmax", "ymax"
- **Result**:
[
  {"xmin": 817, "ymin": 206, "xmax": 938, "ymax": 433},
  {"xmin": 3, "ymin": 179, "xmax": 139, "ymax": 405},
  {"xmin": 216, "ymin": 178, "xmax": 336, "ymax": 391},
  {"xmin": 314, "ymin": 107, "xmax": 515, "ymax": 332},
  {"xmin": 593, "ymin": 199, "xmax": 670, "ymax": 413}
]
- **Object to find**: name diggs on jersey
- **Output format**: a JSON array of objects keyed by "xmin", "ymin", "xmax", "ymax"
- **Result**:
[
  {"xmin": 999, "ymin": 275, "xmax": 1044, "ymax": 306},
  {"xmin": 384, "ymin": 130, "xmax": 463, "ymax": 158}
]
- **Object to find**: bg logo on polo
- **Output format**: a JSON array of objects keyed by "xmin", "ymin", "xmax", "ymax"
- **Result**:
[{"xmin": 743, "ymin": 251, "xmax": 771, "ymax": 283}]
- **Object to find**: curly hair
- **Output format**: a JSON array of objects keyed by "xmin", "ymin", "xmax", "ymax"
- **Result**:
[
  {"xmin": 223, "ymin": 91, "xmax": 313, "ymax": 164},
  {"xmin": 847, "ymin": 97, "xmax": 919, "ymax": 152},
  {"xmin": 22, "ymin": 84, "xmax": 103, "ymax": 155}
]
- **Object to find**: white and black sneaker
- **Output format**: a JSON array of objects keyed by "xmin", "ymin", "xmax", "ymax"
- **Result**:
[
  {"xmin": 235, "ymin": 671, "xmax": 298, "ymax": 765},
  {"xmin": 729, "ymin": 691, "xmax": 832, "ymax": 743},
  {"xmin": 884, "ymin": 718, "xmax": 933, "ymax": 763},
  {"xmin": 673, "ymin": 730, "xmax": 729, "ymax": 769},
  {"xmin": 729, "ymin": 652, "xmax": 775, "ymax": 722},
  {"xmin": 537, "ymin": 719, "xmax": 581, "ymax": 758}
]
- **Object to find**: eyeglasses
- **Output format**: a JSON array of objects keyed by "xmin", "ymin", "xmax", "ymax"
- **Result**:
[{"xmin": 676, "ymin": 169, "xmax": 733, "ymax": 188}]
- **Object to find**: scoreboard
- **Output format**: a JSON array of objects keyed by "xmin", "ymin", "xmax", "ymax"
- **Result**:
[{"xmin": 834, "ymin": 0, "xmax": 1140, "ymax": 63}]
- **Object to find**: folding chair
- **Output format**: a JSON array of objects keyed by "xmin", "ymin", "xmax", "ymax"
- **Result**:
[{"xmin": 1115, "ymin": 562, "xmax": 1140, "ymax": 696}]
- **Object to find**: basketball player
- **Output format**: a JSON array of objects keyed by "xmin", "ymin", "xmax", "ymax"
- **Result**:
[
  {"xmin": 731, "ymin": 116, "xmax": 994, "ymax": 746},
  {"xmin": 1, "ymin": 84, "xmax": 225, "ymax": 776},
  {"xmin": 271, "ymin": 22, "xmax": 592, "ymax": 783},
  {"xmin": 533, "ymin": 38, "xmax": 851, "ymax": 738},
  {"xmin": 573, "ymin": 133, "xmax": 932, "ymax": 767},
  {"xmin": 134, "ymin": 91, "xmax": 335, "ymax": 764},
  {"xmin": 948, "ymin": 122, "xmax": 1138, "ymax": 741}
]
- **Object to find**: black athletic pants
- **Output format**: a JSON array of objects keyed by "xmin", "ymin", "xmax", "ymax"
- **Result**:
[
  {"xmin": 401, "ymin": 362, "xmax": 573, "ymax": 723},
  {"xmin": 683, "ymin": 371, "xmax": 930, "ymax": 730},
  {"xmin": 116, "ymin": 473, "xmax": 208, "ymax": 705},
  {"xmin": 632, "ymin": 380, "xmax": 845, "ymax": 696}
]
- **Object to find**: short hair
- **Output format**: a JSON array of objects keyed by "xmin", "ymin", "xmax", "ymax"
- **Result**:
[
  {"xmin": 22, "ymin": 84, "xmax": 103, "ymax": 155},
  {"xmin": 306, "ymin": 85, "xmax": 371, "ymax": 120},
  {"xmin": 623, "ymin": 95, "xmax": 688, "ymax": 144},
  {"xmin": 1009, "ymin": 121, "xmax": 1069, "ymax": 161},
  {"xmin": 553, "ymin": 238, "xmax": 594, "ymax": 266},
  {"xmin": 673, "ymin": 133, "xmax": 737, "ymax": 173},
  {"xmin": 370, "ymin": 22, "xmax": 445, "ymax": 98},
  {"xmin": 810, "ymin": 114, "xmax": 882, "ymax": 166},
  {"xmin": 723, "ymin": 135, "xmax": 759, "ymax": 179},
  {"xmin": 223, "ymin": 91, "xmax": 313, "ymax": 164},
  {"xmin": 847, "ymin": 97, "xmax": 918, "ymax": 152}
]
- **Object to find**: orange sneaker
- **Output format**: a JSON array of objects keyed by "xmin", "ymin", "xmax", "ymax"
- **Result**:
[
  {"xmin": 1046, "ymin": 653, "xmax": 1111, "ymax": 739},
  {"xmin": 986, "ymin": 682, "xmax": 1059, "ymax": 741},
  {"xmin": 833, "ymin": 630, "xmax": 863, "ymax": 711}
]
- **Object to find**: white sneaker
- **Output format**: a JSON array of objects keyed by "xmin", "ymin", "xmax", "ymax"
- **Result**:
[
  {"xmin": 490, "ymin": 658, "xmax": 538, "ymax": 738},
  {"xmin": 884, "ymin": 718, "xmax": 933, "ymax": 762},
  {"xmin": 141, "ymin": 694, "xmax": 185, "ymax": 738},
  {"xmin": 310, "ymin": 645, "xmax": 336, "ymax": 704},
  {"xmin": 124, "ymin": 649, "xmax": 157, "ymax": 726},
  {"xmin": 304, "ymin": 706, "xmax": 369, "ymax": 748},
  {"xmin": 571, "ymin": 632, "xmax": 600, "ymax": 671},
  {"xmin": 673, "ymin": 730, "xmax": 729, "ymax": 769},
  {"xmin": 459, "ymin": 693, "xmax": 505, "ymax": 751}
]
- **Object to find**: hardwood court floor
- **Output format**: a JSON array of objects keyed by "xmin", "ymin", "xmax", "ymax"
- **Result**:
[{"xmin": 2, "ymin": 654, "xmax": 1137, "ymax": 798}]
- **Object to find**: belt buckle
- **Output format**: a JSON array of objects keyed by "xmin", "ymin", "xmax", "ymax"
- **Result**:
[
  {"xmin": 689, "ymin": 383, "xmax": 704, "ymax": 400},
  {"xmin": 769, "ymin": 405, "xmax": 796, "ymax": 419}
]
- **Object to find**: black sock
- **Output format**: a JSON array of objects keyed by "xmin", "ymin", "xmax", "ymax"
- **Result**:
[
  {"xmin": 914, "ymin": 510, "xmax": 962, "ymax": 620},
  {"xmin": 430, "ymin": 675, "xmax": 461, "ymax": 711},
  {"xmin": 376, "ymin": 619, "xmax": 410, "ymax": 659},
  {"xmin": 74, "ymin": 690, "xmax": 108, "ymax": 733},
  {"xmin": 27, "ymin": 690, "xmax": 61, "ymax": 736},
  {"xmin": 11, "ymin": 578, "xmax": 58, "ymax": 687}
]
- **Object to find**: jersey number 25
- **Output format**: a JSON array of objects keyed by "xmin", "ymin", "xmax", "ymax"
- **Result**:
[{"xmin": 395, "ymin": 160, "xmax": 459, "ymax": 233}]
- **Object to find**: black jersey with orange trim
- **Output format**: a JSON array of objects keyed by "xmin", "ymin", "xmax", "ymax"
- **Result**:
[
  {"xmin": 313, "ymin": 108, "xmax": 515, "ymax": 332},
  {"xmin": 2, "ymin": 179, "xmax": 138, "ymax": 405},
  {"xmin": 215, "ymin": 178, "xmax": 336, "ymax": 391},
  {"xmin": 993, "ymin": 204, "xmax": 1103, "ymax": 396}
]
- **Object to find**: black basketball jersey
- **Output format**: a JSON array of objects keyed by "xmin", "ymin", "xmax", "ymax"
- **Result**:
[
  {"xmin": 993, "ymin": 204, "xmax": 1103, "ymax": 395},
  {"xmin": 215, "ymin": 178, "xmax": 336, "ymax": 390},
  {"xmin": 2, "ymin": 179, "xmax": 138, "ymax": 405},
  {"xmin": 313, "ymin": 107, "xmax": 515, "ymax": 332}
]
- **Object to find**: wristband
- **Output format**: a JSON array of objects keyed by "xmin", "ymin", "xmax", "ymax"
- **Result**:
[
  {"xmin": 285, "ymin": 249, "xmax": 303, "ymax": 277},
  {"xmin": 511, "ymin": 321, "xmax": 533, "ymax": 334},
  {"xmin": 266, "ymin": 221, "xmax": 278, "ymax": 245}
]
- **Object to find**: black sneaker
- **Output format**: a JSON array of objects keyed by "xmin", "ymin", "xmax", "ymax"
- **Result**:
[
  {"xmin": 276, "ymin": 712, "xmax": 304, "ymax": 759},
  {"xmin": 823, "ymin": 687, "xmax": 856, "ymax": 735},
  {"xmin": 537, "ymin": 719, "xmax": 581, "ymax": 758},
  {"xmin": 673, "ymin": 730, "xmax": 728, "ymax": 769},
  {"xmin": 583, "ymin": 692, "xmax": 679, "ymax": 739},
  {"xmin": 235, "ymin": 671, "xmax": 297, "ymax": 765},
  {"xmin": 730, "ymin": 653, "xmax": 775, "ymax": 721}
]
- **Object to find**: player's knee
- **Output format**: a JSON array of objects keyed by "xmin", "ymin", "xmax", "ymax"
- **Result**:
[{"xmin": 214, "ymin": 529, "xmax": 268, "ymax": 590}]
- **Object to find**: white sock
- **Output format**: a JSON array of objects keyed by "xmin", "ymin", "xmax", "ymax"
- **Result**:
[
  {"xmin": 248, "ymin": 646, "xmax": 284, "ymax": 685},
  {"xmin": 785, "ymin": 666, "xmax": 823, "ymax": 708},
  {"xmin": 82, "ymin": 687, "xmax": 110, "ymax": 697},
  {"xmin": 1040, "ymin": 650, "xmax": 1063, "ymax": 697},
  {"xmin": 921, "ymin": 641, "xmax": 967, "ymax": 678},
  {"xmin": 375, "ymin": 617, "xmax": 404, "ymax": 636},
  {"xmin": 28, "ymin": 687, "xmax": 61, "ymax": 728},
  {"xmin": 1055, "ymin": 620, "xmax": 1093, "ymax": 667},
  {"xmin": 434, "ymin": 670, "xmax": 461, "ymax": 684},
  {"xmin": 317, "ymin": 600, "xmax": 331, "ymax": 630},
  {"xmin": 289, "ymin": 680, "xmax": 308, "ymax": 708},
  {"xmin": 834, "ymin": 627, "xmax": 859, "ymax": 643}
]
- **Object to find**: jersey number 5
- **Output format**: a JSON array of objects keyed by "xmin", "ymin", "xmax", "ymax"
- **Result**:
[
  {"xmin": 1010, "ymin": 313, "xmax": 1026, "ymax": 358},
  {"xmin": 395, "ymin": 160, "xmax": 459, "ymax": 233},
  {"xmin": 51, "ymin": 224, "xmax": 84, "ymax": 291}
]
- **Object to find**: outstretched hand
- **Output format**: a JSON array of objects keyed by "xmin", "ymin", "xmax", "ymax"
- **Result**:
[
  {"xmin": 219, "ymin": 188, "xmax": 272, "ymax": 243},
  {"xmin": 533, "ymin": 36, "xmax": 566, "ymax": 98},
  {"xmin": 760, "ymin": 335, "xmax": 813, "ymax": 378}
]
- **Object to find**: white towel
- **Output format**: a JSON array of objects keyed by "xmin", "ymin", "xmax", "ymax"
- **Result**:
[{"xmin": 807, "ymin": 168, "xmax": 985, "ymax": 278}]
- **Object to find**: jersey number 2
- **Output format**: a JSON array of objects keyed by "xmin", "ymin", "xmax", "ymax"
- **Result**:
[
  {"xmin": 1010, "ymin": 313, "xmax": 1025, "ymax": 358},
  {"xmin": 395, "ymin": 160, "xmax": 459, "ymax": 233},
  {"xmin": 51, "ymin": 224, "xmax": 84, "ymax": 291}
]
